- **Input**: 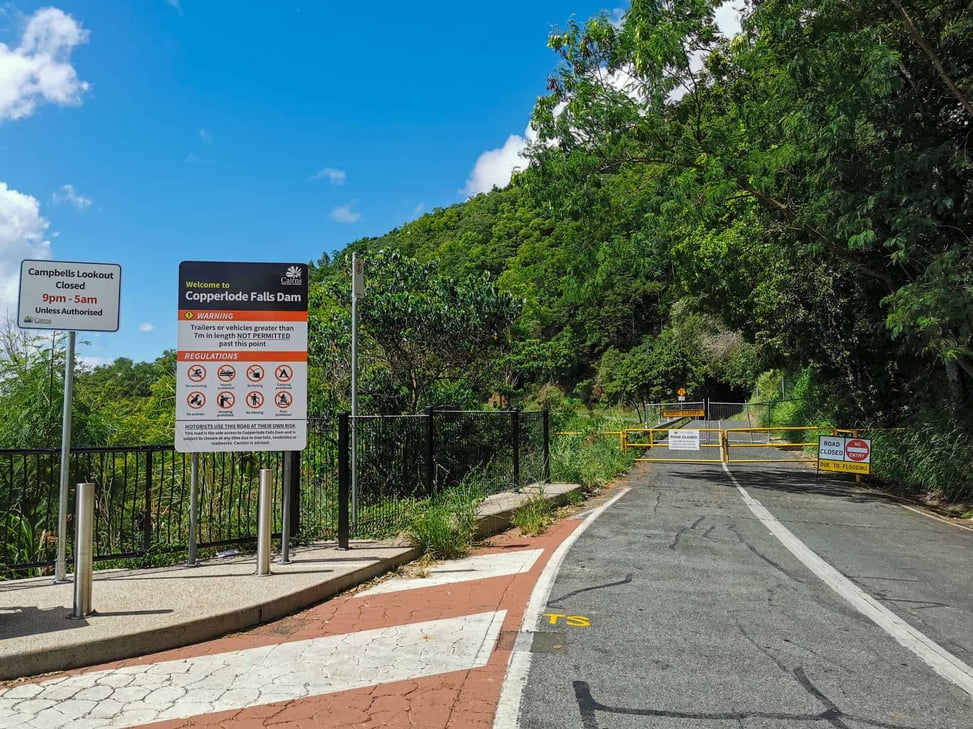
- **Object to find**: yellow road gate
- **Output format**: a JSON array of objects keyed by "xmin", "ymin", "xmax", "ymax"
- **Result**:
[{"xmin": 622, "ymin": 428, "xmax": 725, "ymax": 463}]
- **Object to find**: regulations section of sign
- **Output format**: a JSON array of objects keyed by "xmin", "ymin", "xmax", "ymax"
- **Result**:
[
  {"xmin": 18, "ymin": 260, "xmax": 121, "ymax": 331},
  {"xmin": 176, "ymin": 261, "xmax": 308, "ymax": 452},
  {"xmin": 818, "ymin": 435, "xmax": 872, "ymax": 474}
]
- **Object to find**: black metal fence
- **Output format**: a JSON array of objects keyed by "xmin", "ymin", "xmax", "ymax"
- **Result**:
[
  {"xmin": 346, "ymin": 409, "xmax": 550, "ymax": 539},
  {"xmin": 1, "ymin": 409, "xmax": 548, "ymax": 578}
]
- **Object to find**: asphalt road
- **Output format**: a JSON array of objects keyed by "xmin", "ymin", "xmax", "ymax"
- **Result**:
[{"xmin": 515, "ymin": 456, "xmax": 973, "ymax": 728}]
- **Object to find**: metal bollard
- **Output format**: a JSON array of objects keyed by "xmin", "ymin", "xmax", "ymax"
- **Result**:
[
  {"xmin": 72, "ymin": 482, "xmax": 95, "ymax": 618},
  {"xmin": 257, "ymin": 468, "xmax": 272, "ymax": 576}
]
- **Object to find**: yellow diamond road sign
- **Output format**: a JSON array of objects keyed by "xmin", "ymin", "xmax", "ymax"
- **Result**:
[{"xmin": 184, "ymin": 311, "xmax": 194, "ymax": 320}]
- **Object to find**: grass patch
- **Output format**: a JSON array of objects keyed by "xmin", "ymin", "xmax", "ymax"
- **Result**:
[
  {"xmin": 512, "ymin": 494, "xmax": 556, "ymax": 536},
  {"xmin": 402, "ymin": 479, "xmax": 486, "ymax": 559}
]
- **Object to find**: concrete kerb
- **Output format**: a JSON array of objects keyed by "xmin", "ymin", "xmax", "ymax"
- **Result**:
[
  {"xmin": 475, "ymin": 482, "xmax": 584, "ymax": 539},
  {"xmin": 0, "ymin": 482, "xmax": 582, "ymax": 682}
]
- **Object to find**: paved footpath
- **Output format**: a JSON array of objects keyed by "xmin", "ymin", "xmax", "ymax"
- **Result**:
[{"xmin": 0, "ymin": 505, "xmax": 603, "ymax": 729}]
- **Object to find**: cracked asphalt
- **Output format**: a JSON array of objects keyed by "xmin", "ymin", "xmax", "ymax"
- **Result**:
[
  {"xmin": 517, "ymin": 460, "xmax": 973, "ymax": 728},
  {"xmin": 2, "ymin": 453, "xmax": 969, "ymax": 728}
]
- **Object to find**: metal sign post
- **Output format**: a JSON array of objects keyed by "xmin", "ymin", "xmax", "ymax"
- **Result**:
[
  {"xmin": 17, "ymin": 259, "xmax": 121, "ymax": 584},
  {"xmin": 54, "ymin": 331, "xmax": 75, "ymax": 583},
  {"xmin": 187, "ymin": 452, "xmax": 199, "ymax": 567},
  {"xmin": 350, "ymin": 254, "xmax": 363, "ymax": 530}
]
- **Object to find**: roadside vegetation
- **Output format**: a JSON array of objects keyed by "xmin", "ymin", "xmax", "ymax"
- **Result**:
[
  {"xmin": 512, "ymin": 493, "xmax": 557, "ymax": 537},
  {"xmin": 403, "ymin": 479, "xmax": 486, "ymax": 560},
  {"xmin": 2, "ymin": 0, "xmax": 971, "ymax": 518}
]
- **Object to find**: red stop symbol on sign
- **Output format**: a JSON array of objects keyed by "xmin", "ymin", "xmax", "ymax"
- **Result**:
[{"xmin": 845, "ymin": 439, "xmax": 870, "ymax": 462}]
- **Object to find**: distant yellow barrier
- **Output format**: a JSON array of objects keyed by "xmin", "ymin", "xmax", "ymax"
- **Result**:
[{"xmin": 620, "ymin": 426, "xmax": 869, "ymax": 465}]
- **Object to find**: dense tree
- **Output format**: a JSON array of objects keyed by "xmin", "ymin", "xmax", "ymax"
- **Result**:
[{"xmin": 309, "ymin": 250, "xmax": 519, "ymax": 413}]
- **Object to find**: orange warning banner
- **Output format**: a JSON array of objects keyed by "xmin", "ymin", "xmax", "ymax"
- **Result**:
[{"xmin": 179, "ymin": 309, "xmax": 308, "ymax": 322}]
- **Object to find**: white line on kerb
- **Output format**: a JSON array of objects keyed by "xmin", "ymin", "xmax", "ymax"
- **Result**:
[
  {"xmin": 492, "ymin": 486, "xmax": 633, "ymax": 728},
  {"xmin": 723, "ymin": 462, "xmax": 973, "ymax": 699}
]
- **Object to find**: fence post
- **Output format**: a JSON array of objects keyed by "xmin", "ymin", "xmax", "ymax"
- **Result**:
[
  {"xmin": 543, "ymin": 409, "xmax": 551, "ymax": 484},
  {"xmin": 143, "ymin": 447, "xmax": 153, "ymax": 557},
  {"xmin": 337, "ymin": 413, "xmax": 350, "ymax": 550},
  {"xmin": 511, "ymin": 408, "xmax": 521, "ymax": 490},
  {"xmin": 424, "ymin": 406, "xmax": 436, "ymax": 495}
]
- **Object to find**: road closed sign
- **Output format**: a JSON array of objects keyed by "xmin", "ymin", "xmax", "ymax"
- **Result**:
[
  {"xmin": 18, "ymin": 260, "xmax": 121, "ymax": 332},
  {"xmin": 175, "ymin": 261, "xmax": 308, "ymax": 452},
  {"xmin": 818, "ymin": 435, "xmax": 871, "ymax": 474}
]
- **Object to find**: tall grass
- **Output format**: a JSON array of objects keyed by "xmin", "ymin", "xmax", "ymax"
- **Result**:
[
  {"xmin": 550, "ymin": 415, "xmax": 636, "ymax": 488},
  {"xmin": 870, "ymin": 413, "xmax": 973, "ymax": 503},
  {"xmin": 402, "ymin": 474, "xmax": 488, "ymax": 559},
  {"xmin": 756, "ymin": 370, "xmax": 973, "ymax": 503},
  {"xmin": 512, "ymin": 493, "xmax": 556, "ymax": 536}
]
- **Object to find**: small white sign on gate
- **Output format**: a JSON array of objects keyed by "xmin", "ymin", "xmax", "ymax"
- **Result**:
[{"xmin": 669, "ymin": 429, "xmax": 700, "ymax": 451}]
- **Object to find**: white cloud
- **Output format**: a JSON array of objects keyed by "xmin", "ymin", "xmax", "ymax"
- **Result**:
[
  {"xmin": 139, "ymin": 322, "xmax": 155, "ymax": 333},
  {"xmin": 312, "ymin": 167, "xmax": 346, "ymax": 185},
  {"xmin": 0, "ymin": 182, "xmax": 52, "ymax": 313},
  {"xmin": 330, "ymin": 204, "xmax": 360, "ymax": 223},
  {"xmin": 165, "ymin": 0, "xmax": 184, "ymax": 14},
  {"xmin": 463, "ymin": 129, "xmax": 534, "ymax": 197},
  {"xmin": 52, "ymin": 183, "xmax": 92, "ymax": 210},
  {"xmin": 199, "ymin": 128, "xmax": 212, "ymax": 143},
  {"xmin": 0, "ymin": 8, "xmax": 90, "ymax": 122}
]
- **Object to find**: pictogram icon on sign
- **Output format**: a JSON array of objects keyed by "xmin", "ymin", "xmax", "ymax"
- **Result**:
[
  {"xmin": 184, "ymin": 311, "xmax": 195, "ymax": 320},
  {"xmin": 217, "ymin": 365, "xmax": 236, "ymax": 382},
  {"xmin": 275, "ymin": 391, "xmax": 293, "ymax": 409},
  {"xmin": 187, "ymin": 365, "xmax": 206, "ymax": 382},
  {"xmin": 246, "ymin": 391, "xmax": 264, "ymax": 408},
  {"xmin": 677, "ymin": 388, "xmax": 686, "ymax": 397},
  {"xmin": 246, "ymin": 365, "xmax": 265, "ymax": 382},
  {"xmin": 216, "ymin": 392, "xmax": 235, "ymax": 410},
  {"xmin": 187, "ymin": 391, "xmax": 206, "ymax": 409},
  {"xmin": 845, "ymin": 438, "xmax": 870, "ymax": 462},
  {"xmin": 275, "ymin": 365, "xmax": 293, "ymax": 382}
]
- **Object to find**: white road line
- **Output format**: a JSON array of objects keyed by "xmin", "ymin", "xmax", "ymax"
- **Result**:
[
  {"xmin": 898, "ymin": 503, "xmax": 973, "ymax": 533},
  {"xmin": 357, "ymin": 549, "xmax": 544, "ymax": 596},
  {"xmin": 724, "ymin": 462, "xmax": 973, "ymax": 699},
  {"xmin": 0, "ymin": 610, "xmax": 507, "ymax": 728},
  {"xmin": 493, "ymin": 487, "xmax": 632, "ymax": 729}
]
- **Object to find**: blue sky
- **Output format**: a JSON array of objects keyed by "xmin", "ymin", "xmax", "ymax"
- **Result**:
[{"xmin": 0, "ymin": 0, "xmax": 623, "ymax": 365}]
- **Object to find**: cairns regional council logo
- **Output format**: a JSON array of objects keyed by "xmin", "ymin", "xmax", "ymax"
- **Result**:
[{"xmin": 281, "ymin": 265, "xmax": 303, "ymax": 286}]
